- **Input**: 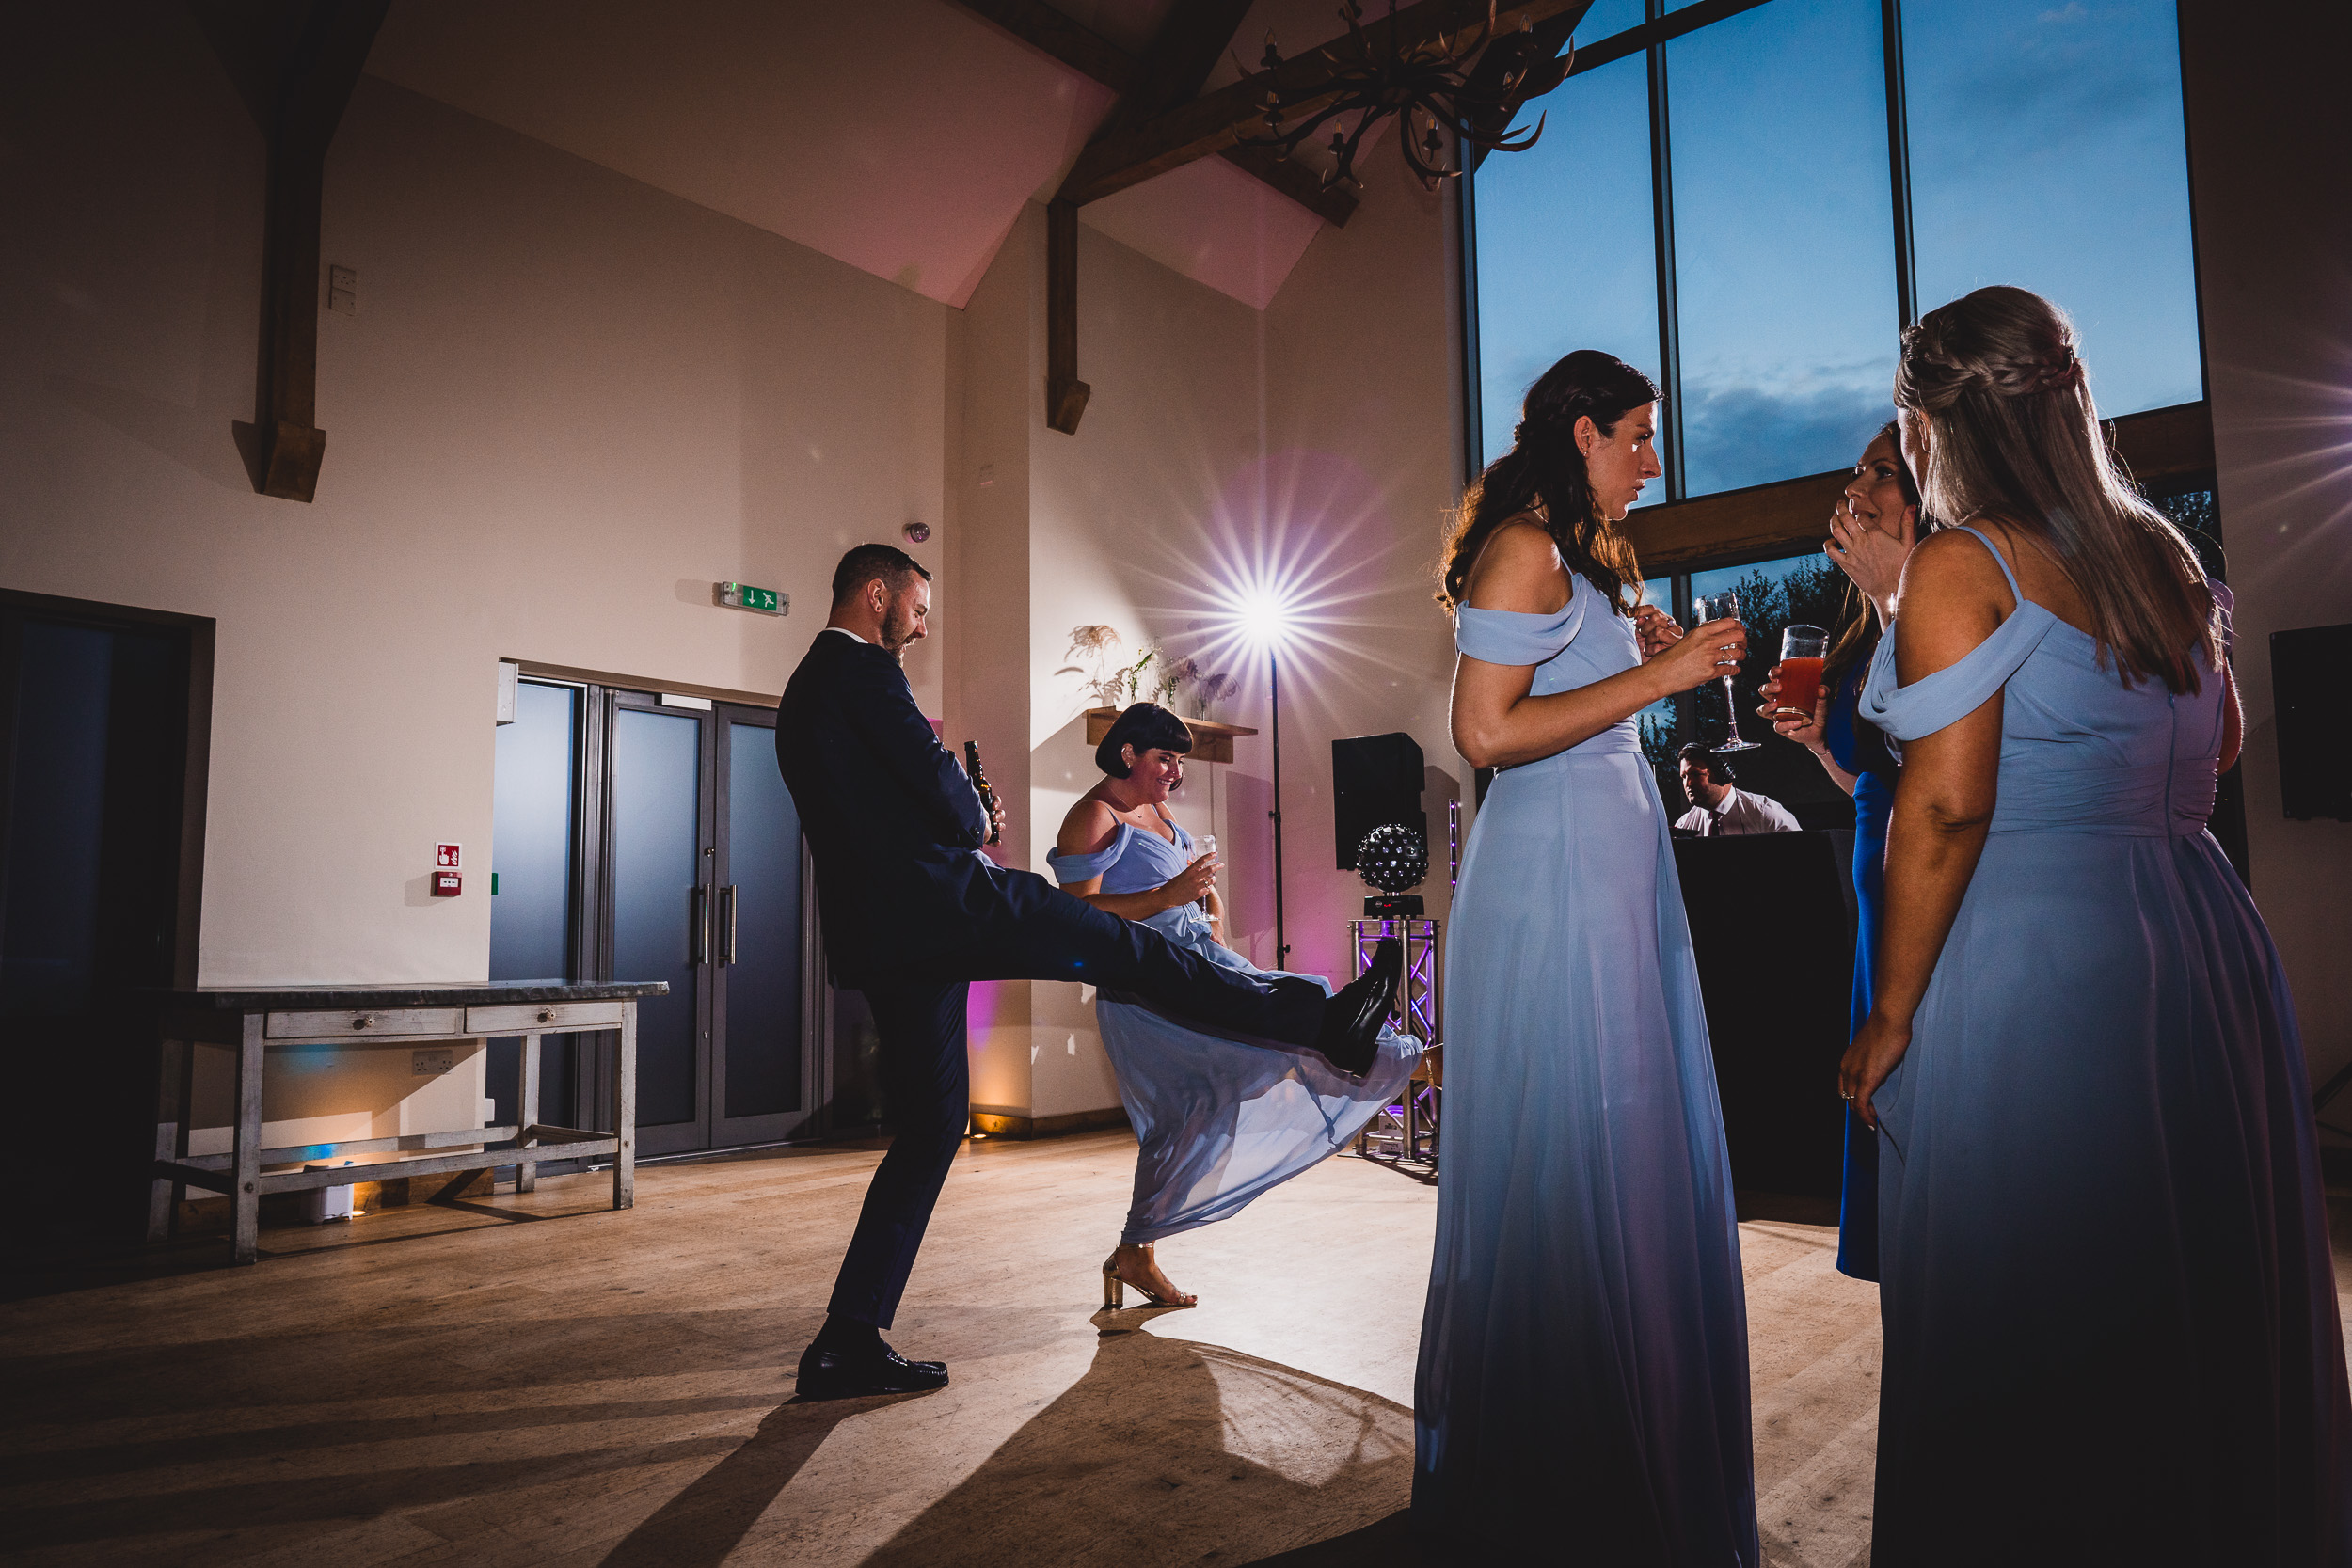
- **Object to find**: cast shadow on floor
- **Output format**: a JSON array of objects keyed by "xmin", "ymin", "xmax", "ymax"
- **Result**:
[{"xmin": 598, "ymin": 1309, "xmax": 1421, "ymax": 1568}]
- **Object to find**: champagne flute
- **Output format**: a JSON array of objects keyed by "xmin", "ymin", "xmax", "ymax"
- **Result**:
[
  {"xmin": 1195, "ymin": 834, "xmax": 1217, "ymax": 910},
  {"xmin": 1695, "ymin": 592, "xmax": 1759, "ymax": 752}
]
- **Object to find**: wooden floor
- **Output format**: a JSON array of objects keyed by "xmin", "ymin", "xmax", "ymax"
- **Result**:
[{"xmin": 0, "ymin": 1130, "xmax": 2330, "ymax": 1567}]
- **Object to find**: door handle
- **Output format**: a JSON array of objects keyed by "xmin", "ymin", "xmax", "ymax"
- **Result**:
[
  {"xmin": 690, "ymin": 884, "xmax": 709, "ymax": 964},
  {"xmin": 719, "ymin": 885, "xmax": 738, "ymax": 965}
]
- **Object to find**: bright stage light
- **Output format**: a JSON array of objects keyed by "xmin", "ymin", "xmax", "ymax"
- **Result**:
[{"xmin": 1232, "ymin": 588, "xmax": 1296, "ymax": 650}]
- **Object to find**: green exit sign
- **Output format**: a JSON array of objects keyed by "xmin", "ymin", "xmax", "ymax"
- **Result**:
[{"xmin": 716, "ymin": 582, "xmax": 787, "ymax": 616}]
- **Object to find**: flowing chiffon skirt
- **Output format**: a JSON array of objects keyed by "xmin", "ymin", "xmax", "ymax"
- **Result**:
[
  {"xmin": 1413, "ymin": 743, "xmax": 1758, "ymax": 1563},
  {"xmin": 1096, "ymin": 906, "xmax": 1422, "ymax": 1244}
]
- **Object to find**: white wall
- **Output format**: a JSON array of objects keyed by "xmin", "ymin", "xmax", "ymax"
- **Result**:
[
  {"xmin": 2, "ymin": 7, "xmax": 948, "ymax": 1140},
  {"xmin": 3, "ymin": 10, "xmax": 949, "ymax": 991},
  {"xmin": 943, "ymin": 163, "xmax": 1469, "ymax": 1125},
  {"xmin": 5, "ymin": 7, "xmax": 1472, "ymax": 1139},
  {"xmin": 1262, "ymin": 151, "xmax": 1469, "ymax": 983},
  {"xmin": 2178, "ymin": 0, "xmax": 2352, "ymax": 1083}
]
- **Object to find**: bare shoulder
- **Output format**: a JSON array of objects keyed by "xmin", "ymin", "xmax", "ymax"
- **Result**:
[
  {"xmin": 1894, "ymin": 528, "xmax": 2012, "ymax": 680},
  {"xmin": 1899, "ymin": 527, "xmax": 2016, "ymax": 615},
  {"xmin": 1463, "ymin": 517, "xmax": 1569, "ymax": 613},
  {"xmin": 1055, "ymin": 795, "xmax": 1121, "ymax": 857}
]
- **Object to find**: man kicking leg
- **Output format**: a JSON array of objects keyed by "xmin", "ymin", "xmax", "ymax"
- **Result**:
[{"xmin": 776, "ymin": 545, "xmax": 1400, "ymax": 1400}]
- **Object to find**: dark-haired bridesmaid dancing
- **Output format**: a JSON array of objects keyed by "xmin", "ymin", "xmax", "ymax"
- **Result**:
[
  {"xmin": 1849, "ymin": 285, "xmax": 2352, "ymax": 1563},
  {"xmin": 1415, "ymin": 349, "xmax": 1758, "ymax": 1562}
]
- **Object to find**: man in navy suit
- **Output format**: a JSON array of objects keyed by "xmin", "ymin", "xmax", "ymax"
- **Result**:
[{"xmin": 777, "ymin": 544, "xmax": 1400, "ymax": 1399}]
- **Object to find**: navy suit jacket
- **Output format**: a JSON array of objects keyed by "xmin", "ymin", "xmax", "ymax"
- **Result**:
[{"xmin": 775, "ymin": 629, "xmax": 1001, "ymax": 986}]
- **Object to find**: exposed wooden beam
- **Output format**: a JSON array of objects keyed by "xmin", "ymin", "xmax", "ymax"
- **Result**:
[
  {"xmin": 1218, "ymin": 142, "xmax": 1360, "ymax": 226},
  {"xmin": 952, "ymin": 0, "xmax": 1138, "ymax": 93},
  {"xmin": 1039, "ymin": 1, "xmax": 1336, "ymax": 434},
  {"xmin": 1058, "ymin": 0, "xmax": 1590, "ymax": 208},
  {"xmin": 188, "ymin": 0, "xmax": 389, "ymax": 503},
  {"xmin": 1565, "ymin": 0, "xmax": 1774, "ymax": 78},
  {"xmin": 1095, "ymin": 0, "xmax": 1256, "ymax": 136},
  {"xmin": 951, "ymin": 0, "xmax": 1358, "ymax": 227},
  {"xmin": 1622, "ymin": 401, "xmax": 2217, "ymax": 571},
  {"xmin": 1045, "ymin": 198, "xmax": 1089, "ymax": 434}
]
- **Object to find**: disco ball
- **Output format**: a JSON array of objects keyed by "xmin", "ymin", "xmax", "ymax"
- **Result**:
[{"xmin": 1357, "ymin": 823, "xmax": 1428, "ymax": 895}]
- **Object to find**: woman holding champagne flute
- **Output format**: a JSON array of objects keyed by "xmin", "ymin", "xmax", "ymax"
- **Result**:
[
  {"xmin": 1050, "ymin": 703, "xmax": 1420, "ymax": 1309},
  {"xmin": 1756, "ymin": 421, "xmax": 1921, "ymax": 1281},
  {"xmin": 1418, "ymin": 350, "xmax": 1757, "ymax": 1560}
]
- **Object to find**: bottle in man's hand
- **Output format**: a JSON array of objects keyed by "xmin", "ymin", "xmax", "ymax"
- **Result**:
[{"xmin": 963, "ymin": 741, "xmax": 1003, "ymax": 845}]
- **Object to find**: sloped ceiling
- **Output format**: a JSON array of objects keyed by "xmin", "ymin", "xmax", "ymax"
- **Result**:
[{"xmin": 364, "ymin": 0, "xmax": 1354, "ymax": 311}]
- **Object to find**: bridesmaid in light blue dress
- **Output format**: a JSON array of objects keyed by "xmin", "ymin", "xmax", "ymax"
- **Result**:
[
  {"xmin": 1416, "ymin": 351, "xmax": 1759, "ymax": 1562},
  {"xmin": 1846, "ymin": 286, "xmax": 2351, "ymax": 1564},
  {"xmin": 1050, "ymin": 704, "xmax": 1422, "ymax": 1310}
]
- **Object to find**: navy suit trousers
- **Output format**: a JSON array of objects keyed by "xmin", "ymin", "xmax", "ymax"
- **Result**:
[{"xmin": 825, "ymin": 866, "xmax": 1324, "ymax": 1327}]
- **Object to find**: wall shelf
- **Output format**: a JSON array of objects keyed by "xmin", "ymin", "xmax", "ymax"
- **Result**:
[{"xmin": 1083, "ymin": 707, "xmax": 1256, "ymax": 765}]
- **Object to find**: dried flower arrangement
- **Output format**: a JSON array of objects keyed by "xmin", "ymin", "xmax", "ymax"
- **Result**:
[{"xmin": 1059, "ymin": 626, "xmax": 1234, "ymax": 722}]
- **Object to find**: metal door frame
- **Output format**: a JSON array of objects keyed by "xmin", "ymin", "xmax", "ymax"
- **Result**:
[
  {"xmin": 509, "ymin": 682, "xmax": 826, "ymax": 1158},
  {"xmin": 707, "ymin": 700, "xmax": 820, "ymax": 1148},
  {"xmin": 606, "ymin": 689, "xmax": 718, "ymax": 1156}
]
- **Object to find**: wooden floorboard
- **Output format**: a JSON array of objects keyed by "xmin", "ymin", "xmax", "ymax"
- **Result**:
[{"xmin": 4, "ymin": 1130, "xmax": 2344, "ymax": 1566}]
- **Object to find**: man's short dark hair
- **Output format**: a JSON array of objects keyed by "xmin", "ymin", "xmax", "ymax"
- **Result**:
[
  {"xmin": 831, "ymin": 544, "xmax": 931, "ymax": 607},
  {"xmin": 1677, "ymin": 742, "xmax": 1733, "ymax": 785}
]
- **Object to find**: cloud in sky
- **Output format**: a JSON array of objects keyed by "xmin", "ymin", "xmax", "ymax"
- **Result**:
[{"xmin": 1679, "ymin": 377, "xmax": 1892, "ymax": 499}]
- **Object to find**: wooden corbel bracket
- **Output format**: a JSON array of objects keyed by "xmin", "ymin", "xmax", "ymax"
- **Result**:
[{"xmin": 188, "ymin": 0, "xmax": 389, "ymax": 502}]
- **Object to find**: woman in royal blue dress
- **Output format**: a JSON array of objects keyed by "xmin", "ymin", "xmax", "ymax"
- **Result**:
[
  {"xmin": 1415, "ymin": 350, "xmax": 1759, "ymax": 1562},
  {"xmin": 1845, "ymin": 285, "xmax": 2351, "ymax": 1562},
  {"xmin": 1757, "ymin": 422, "xmax": 1922, "ymax": 1282},
  {"xmin": 1049, "ymin": 704, "xmax": 1421, "ymax": 1310}
]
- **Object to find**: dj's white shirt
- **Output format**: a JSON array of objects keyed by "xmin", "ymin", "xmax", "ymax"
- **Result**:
[{"xmin": 1675, "ymin": 787, "xmax": 1800, "ymax": 837}]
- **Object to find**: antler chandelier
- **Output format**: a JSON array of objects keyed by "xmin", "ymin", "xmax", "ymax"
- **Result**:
[{"xmin": 1238, "ymin": 2, "xmax": 1575, "ymax": 191}]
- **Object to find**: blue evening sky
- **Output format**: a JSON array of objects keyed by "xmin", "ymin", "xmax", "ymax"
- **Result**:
[{"xmin": 1473, "ymin": 0, "xmax": 2201, "ymax": 496}]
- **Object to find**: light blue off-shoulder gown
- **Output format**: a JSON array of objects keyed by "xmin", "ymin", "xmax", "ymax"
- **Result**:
[
  {"xmin": 1860, "ymin": 528, "xmax": 2352, "ymax": 1564},
  {"xmin": 1414, "ymin": 575, "xmax": 1758, "ymax": 1563},
  {"xmin": 1047, "ymin": 816, "xmax": 1421, "ymax": 1245}
]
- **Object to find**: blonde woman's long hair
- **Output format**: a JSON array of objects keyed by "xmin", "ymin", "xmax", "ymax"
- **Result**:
[{"xmin": 1894, "ymin": 285, "xmax": 2220, "ymax": 693}]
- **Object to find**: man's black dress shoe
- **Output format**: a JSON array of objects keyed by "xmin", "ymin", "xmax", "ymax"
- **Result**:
[
  {"xmin": 1312, "ymin": 937, "xmax": 1403, "ymax": 1080},
  {"xmin": 796, "ymin": 1338, "xmax": 950, "ymax": 1400}
]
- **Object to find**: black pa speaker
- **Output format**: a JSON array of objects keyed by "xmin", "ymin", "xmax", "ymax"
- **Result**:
[
  {"xmin": 2272, "ymin": 624, "xmax": 2352, "ymax": 821},
  {"xmin": 1331, "ymin": 732, "xmax": 1424, "ymax": 870}
]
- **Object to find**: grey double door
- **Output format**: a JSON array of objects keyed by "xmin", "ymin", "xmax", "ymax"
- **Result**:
[{"xmin": 491, "ymin": 680, "xmax": 818, "ymax": 1157}]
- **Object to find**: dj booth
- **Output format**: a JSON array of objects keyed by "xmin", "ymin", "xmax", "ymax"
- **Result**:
[{"xmin": 1672, "ymin": 829, "xmax": 1859, "ymax": 1201}]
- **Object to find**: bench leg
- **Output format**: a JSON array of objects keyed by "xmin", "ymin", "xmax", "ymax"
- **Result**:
[
  {"xmin": 231, "ymin": 1013, "xmax": 263, "ymax": 1264},
  {"xmin": 147, "ymin": 1036, "xmax": 188, "ymax": 1243},
  {"xmin": 612, "ymin": 1009, "xmax": 635, "ymax": 1210},
  {"xmin": 516, "ymin": 1032, "xmax": 540, "ymax": 1193}
]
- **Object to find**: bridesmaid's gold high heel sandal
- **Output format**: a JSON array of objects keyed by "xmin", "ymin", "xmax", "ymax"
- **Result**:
[{"xmin": 1101, "ymin": 1243, "xmax": 1197, "ymax": 1309}]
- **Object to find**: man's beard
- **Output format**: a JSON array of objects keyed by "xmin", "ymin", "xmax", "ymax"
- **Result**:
[{"xmin": 880, "ymin": 607, "xmax": 915, "ymax": 658}]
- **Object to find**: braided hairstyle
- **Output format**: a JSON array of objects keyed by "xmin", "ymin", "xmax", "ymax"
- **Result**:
[
  {"xmin": 1438, "ymin": 350, "xmax": 1661, "ymax": 612},
  {"xmin": 1896, "ymin": 285, "xmax": 2218, "ymax": 692}
]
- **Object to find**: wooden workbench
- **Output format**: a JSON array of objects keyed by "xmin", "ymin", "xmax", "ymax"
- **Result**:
[{"xmin": 145, "ymin": 980, "xmax": 666, "ymax": 1264}]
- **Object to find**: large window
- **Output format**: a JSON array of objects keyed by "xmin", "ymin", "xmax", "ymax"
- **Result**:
[
  {"xmin": 1470, "ymin": 0, "xmax": 2207, "ymax": 820},
  {"xmin": 1470, "ymin": 49, "xmax": 1659, "ymax": 469},
  {"xmin": 1470, "ymin": 0, "xmax": 2204, "ymax": 490},
  {"xmin": 1902, "ymin": 0, "xmax": 2201, "ymax": 417},
  {"xmin": 1666, "ymin": 0, "xmax": 1899, "ymax": 495}
]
